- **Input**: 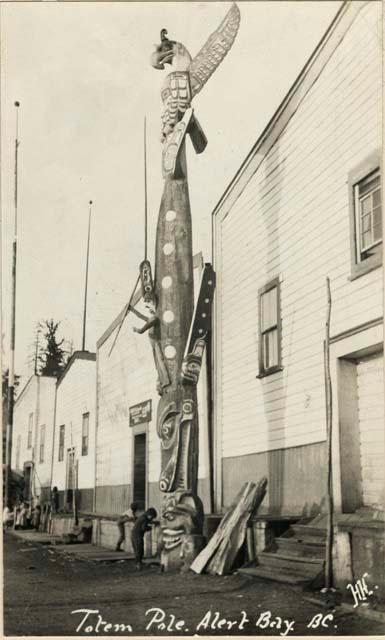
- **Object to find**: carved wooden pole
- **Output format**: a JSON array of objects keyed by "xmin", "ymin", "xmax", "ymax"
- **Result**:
[{"xmin": 146, "ymin": 4, "xmax": 240, "ymax": 571}]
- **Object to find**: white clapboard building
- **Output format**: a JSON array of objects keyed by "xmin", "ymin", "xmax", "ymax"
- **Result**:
[
  {"xmin": 212, "ymin": 1, "xmax": 383, "ymax": 592},
  {"xmin": 94, "ymin": 254, "xmax": 212, "ymax": 520},
  {"xmin": 12, "ymin": 374, "xmax": 57, "ymax": 504},
  {"xmin": 51, "ymin": 351, "xmax": 96, "ymax": 512}
]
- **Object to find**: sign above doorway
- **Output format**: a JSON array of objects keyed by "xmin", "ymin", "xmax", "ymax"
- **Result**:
[{"xmin": 129, "ymin": 400, "xmax": 152, "ymax": 427}]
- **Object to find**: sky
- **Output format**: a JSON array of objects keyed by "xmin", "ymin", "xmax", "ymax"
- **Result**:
[{"xmin": 1, "ymin": 0, "xmax": 342, "ymax": 387}]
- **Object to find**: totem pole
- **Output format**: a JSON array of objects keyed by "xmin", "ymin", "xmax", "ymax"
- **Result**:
[{"xmin": 137, "ymin": 3, "xmax": 240, "ymax": 571}]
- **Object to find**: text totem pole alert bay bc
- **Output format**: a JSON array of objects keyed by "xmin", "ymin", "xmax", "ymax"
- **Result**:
[{"xmin": 138, "ymin": 3, "xmax": 240, "ymax": 571}]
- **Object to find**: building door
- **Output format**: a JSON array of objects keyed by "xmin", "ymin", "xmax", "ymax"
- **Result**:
[
  {"xmin": 133, "ymin": 433, "xmax": 146, "ymax": 511},
  {"xmin": 65, "ymin": 447, "xmax": 75, "ymax": 510},
  {"xmin": 356, "ymin": 352, "xmax": 384, "ymax": 509},
  {"xmin": 23, "ymin": 463, "xmax": 32, "ymax": 501}
]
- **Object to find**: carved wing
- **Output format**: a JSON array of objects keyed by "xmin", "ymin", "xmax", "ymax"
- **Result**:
[{"xmin": 188, "ymin": 3, "xmax": 240, "ymax": 98}]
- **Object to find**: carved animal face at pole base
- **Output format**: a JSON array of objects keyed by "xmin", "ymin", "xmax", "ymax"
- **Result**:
[{"xmin": 160, "ymin": 491, "xmax": 204, "ymax": 551}]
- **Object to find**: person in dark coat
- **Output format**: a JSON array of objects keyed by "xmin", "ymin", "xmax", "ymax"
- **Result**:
[
  {"xmin": 51, "ymin": 487, "xmax": 59, "ymax": 514},
  {"xmin": 131, "ymin": 507, "xmax": 157, "ymax": 569}
]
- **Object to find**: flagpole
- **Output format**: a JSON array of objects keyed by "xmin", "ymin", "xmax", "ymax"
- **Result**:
[
  {"xmin": 5, "ymin": 101, "xmax": 20, "ymax": 504},
  {"xmin": 82, "ymin": 200, "xmax": 93, "ymax": 351},
  {"xmin": 144, "ymin": 117, "xmax": 148, "ymax": 261}
]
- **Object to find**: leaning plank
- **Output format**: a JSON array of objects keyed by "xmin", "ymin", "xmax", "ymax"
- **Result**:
[
  {"xmin": 191, "ymin": 478, "xmax": 267, "ymax": 575},
  {"xmin": 207, "ymin": 477, "xmax": 267, "ymax": 575},
  {"xmin": 191, "ymin": 482, "xmax": 255, "ymax": 573}
]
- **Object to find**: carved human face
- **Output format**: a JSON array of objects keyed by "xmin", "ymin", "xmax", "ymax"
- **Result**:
[
  {"xmin": 160, "ymin": 492, "xmax": 204, "ymax": 551},
  {"xmin": 145, "ymin": 299, "xmax": 156, "ymax": 315}
]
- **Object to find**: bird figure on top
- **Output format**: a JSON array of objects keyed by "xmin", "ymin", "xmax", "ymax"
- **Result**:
[{"xmin": 151, "ymin": 3, "xmax": 240, "ymax": 142}]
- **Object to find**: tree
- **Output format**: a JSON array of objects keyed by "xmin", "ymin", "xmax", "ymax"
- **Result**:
[
  {"xmin": 27, "ymin": 323, "xmax": 42, "ymax": 375},
  {"xmin": 38, "ymin": 320, "xmax": 67, "ymax": 377}
]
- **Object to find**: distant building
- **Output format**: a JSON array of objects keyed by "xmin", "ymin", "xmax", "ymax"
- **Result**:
[
  {"xmin": 212, "ymin": 1, "xmax": 383, "ymax": 592},
  {"xmin": 51, "ymin": 351, "xmax": 96, "ymax": 512},
  {"xmin": 95, "ymin": 254, "xmax": 212, "ymax": 518},
  {"xmin": 12, "ymin": 374, "xmax": 57, "ymax": 503}
]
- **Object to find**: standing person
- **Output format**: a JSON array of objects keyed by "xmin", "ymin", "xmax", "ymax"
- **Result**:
[
  {"xmin": 131, "ymin": 507, "xmax": 157, "ymax": 569},
  {"xmin": 26, "ymin": 503, "xmax": 33, "ymax": 529},
  {"xmin": 2, "ymin": 503, "xmax": 14, "ymax": 530},
  {"xmin": 40, "ymin": 503, "xmax": 50, "ymax": 532},
  {"xmin": 51, "ymin": 487, "xmax": 59, "ymax": 514},
  {"xmin": 32, "ymin": 504, "xmax": 41, "ymax": 531},
  {"xmin": 115, "ymin": 502, "xmax": 138, "ymax": 551},
  {"xmin": 13, "ymin": 502, "xmax": 21, "ymax": 530},
  {"xmin": 19, "ymin": 502, "xmax": 28, "ymax": 529}
]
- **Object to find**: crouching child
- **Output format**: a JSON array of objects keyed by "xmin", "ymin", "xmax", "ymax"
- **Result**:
[
  {"xmin": 131, "ymin": 507, "xmax": 157, "ymax": 569},
  {"xmin": 116, "ymin": 502, "xmax": 138, "ymax": 551}
]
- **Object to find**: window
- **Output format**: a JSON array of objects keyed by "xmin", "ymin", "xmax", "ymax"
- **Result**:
[
  {"xmin": 355, "ymin": 169, "xmax": 381, "ymax": 260},
  {"xmin": 81, "ymin": 413, "xmax": 89, "ymax": 456},
  {"xmin": 258, "ymin": 278, "xmax": 282, "ymax": 377},
  {"xmin": 27, "ymin": 413, "xmax": 33, "ymax": 449},
  {"xmin": 58, "ymin": 425, "xmax": 65, "ymax": 461},
  {"xmin": 349, "ymin": 151, "xmax": 382, "ymax": 279},
  {"xmin": 39, "ymin": 425, "xmax": 45, "ymax": 463}
]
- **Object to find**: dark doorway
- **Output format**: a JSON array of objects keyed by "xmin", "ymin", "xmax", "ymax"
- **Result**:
[
  {"xmin": 133, "ymin": 433, "xmax": 146, "ymax": 511},
  {"xmin": 65, "ymin": 448, "xmax": 75, "ymax": 511},
  {"xmin": 23, "ymin": 463, "xmax": 32, "ymax": 501}
]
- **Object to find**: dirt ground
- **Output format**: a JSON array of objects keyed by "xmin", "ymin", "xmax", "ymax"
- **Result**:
[{"xmin": 3, "ymin": 533, "xmax": 384, "ymax": 637}]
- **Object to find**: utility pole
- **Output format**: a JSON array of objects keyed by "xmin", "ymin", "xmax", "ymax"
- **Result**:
[
  {"xmin": 5, "ymin": 101, "xmax": 20, "ymax": 503},
  {"xmin": 81, "ymin": 200, "xmax": 92, "ymax": 351},
  {"xmin": 33, "ymin": 325, "xmax": 41, "ymax": 375}
]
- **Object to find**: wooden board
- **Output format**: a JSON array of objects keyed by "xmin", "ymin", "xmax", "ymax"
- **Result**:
[{"xmin": 191, "ymin": 478, "xmax": 267, "ymax": 575}]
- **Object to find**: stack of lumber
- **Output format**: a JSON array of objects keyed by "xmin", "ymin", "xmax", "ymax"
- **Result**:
[{"xmin": 191, "ymin": 478, "xmax": 267, "ymax": 575}]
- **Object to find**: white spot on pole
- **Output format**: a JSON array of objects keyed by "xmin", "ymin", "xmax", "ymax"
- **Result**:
[
  {"xmin": 164, "ymin": 345, "xmax": 177, "ymax": 359},
  {"xmin": 162, "ymin": 276, "xmax": 172, "ymax": 289},
  {"xmin": 163, "ymin": 243, "xmax": 174, "ymax": 256},
  {"xmin": 163, "ymin": 310, "xmax": 175, "ymax": 323}
]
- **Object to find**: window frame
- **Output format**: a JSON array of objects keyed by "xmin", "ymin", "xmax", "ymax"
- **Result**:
[
  {"xmin": 58, "ymin": 425, "xmax": 65, "ymax": 462},
  {"xmin": 27, "ymin": 412, "xmax": 33, "ymax": 449},
  {"xmin": 81, "ymin": 412, "xmax": 89, "ymax": 457},
  {"xmin": 39, "ymin": 424, "xmax": 45, "ymax": 463},
  {"xmin": 257, "ymin": 277, "xmax": 283, "ymax": 378},
  {"xmin": 348, "ymin": 150, "xmax": 382, "ymax": 280}
]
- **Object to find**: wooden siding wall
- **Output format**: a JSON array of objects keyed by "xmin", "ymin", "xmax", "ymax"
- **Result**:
[
  {"xmin": 52, "ymin": 360, "xmax": 96, "ymax": 492},
  {"xmin": 222, "ymin": 442, "xmax": 326, "ymax": 515},
  {"xmin": 216, "ymin": 3, "xmax": 382, "ymax": 476},
  {"xmin": 12, "ymin": 377, "xmax": 38, "ymax": 472},
  {"xmin": 97, "ymin": 310, "xmax": 160, "ymax": 508},
  {"xmin": 37, "ymin": 377, "xmax": 57, "ymax": 488},
  {"xmin": 96, "ymin": 270, "xmax": 210, "ymax": 515},
  {"xmin": 12, "ymin": 376, "xmax": 56, "ymax": 492}
]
